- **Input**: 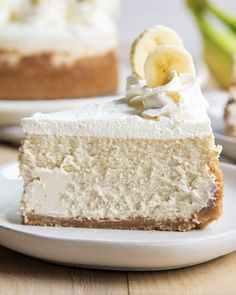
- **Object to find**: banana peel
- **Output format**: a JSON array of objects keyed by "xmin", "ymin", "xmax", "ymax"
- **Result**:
[
  {"xmin": 186, "ymin": 0, "xmax": 236, "ymax": 89},
  {"xmin": 207, "ymin": 1, "xmax": 236, "ymax": 33}
]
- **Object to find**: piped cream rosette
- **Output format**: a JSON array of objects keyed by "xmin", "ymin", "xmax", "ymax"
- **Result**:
[{"xmin": 128, "ymin": 26, "xmax": 196, "ymax": 120}]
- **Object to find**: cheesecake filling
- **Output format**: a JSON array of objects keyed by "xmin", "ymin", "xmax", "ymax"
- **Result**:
[
  {"xmin": 20, "ymin": 135, "xmax": 219, "ymax": 222},
  {"xmin": 227, "ymin": 102, "xmax": 236, "ymax": 136}
]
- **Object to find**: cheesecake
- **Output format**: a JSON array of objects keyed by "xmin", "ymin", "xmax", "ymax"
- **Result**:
[
  {"xmin": 19, "ymin": 26, "xmax": 223, "ymax": 231},
  {"xmin": 224, "ymin": 86, "xmax": 236, "ymax": 137},
  {"xmin": 0, "ymin": 0, "xmax": 119, "ymax": 100}
]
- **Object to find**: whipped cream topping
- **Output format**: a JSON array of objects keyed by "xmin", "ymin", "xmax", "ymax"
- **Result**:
[
  {"xmin": 0, "ymin": 0, "xmax": 118, "ymax": 62},
  {"xmin": 126, "ymin": 72, "xmax": 209, "ymax": 120},
  {"xmin": 22, "ymin": 72, "xmax": 213, "ymax": 140}
]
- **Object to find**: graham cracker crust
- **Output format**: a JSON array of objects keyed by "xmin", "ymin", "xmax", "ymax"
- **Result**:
[
  {"xmin": 22, "ymin": 159, "xmax": 224, "ymax": 232},
  {"xmin": 0, "ymin": 50, "xmax": 118, "ymax": 100}
]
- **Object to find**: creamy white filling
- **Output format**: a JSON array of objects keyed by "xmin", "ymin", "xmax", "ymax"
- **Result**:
[
  {"xmin": 0, "ymin": 0, "xmax": 118, "ymax": 62},
  {"xmin": 20, "ymin": 166, "xmax": 217, "ymax": 221}
]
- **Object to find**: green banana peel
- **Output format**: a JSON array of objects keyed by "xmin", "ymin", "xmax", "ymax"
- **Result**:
[
  {"xmin": 207, "ymin": 2, "xmax": 236, "ymax": 33},
  {"xmin": 186, "ymin": 0, "xmax": 236, "ymax": 89},
  {"xmin": 186, "ymin": 0, "xmax": 207, "ymax": 13}
]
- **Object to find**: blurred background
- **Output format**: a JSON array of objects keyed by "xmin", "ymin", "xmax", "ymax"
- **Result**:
[{"xmin": 119, "ymin": 0, "xmax": 236, "ymax": 60}]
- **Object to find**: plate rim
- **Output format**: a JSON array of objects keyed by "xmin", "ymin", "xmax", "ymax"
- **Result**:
[
  {"xmin": 0, "ymin": 94, "xmax": 121, "ymax": 127},
  {"xmin": 205, "ymin": 89, "xmax": 236, "ymax": 144},
  {"xmin": 0, "ymin": 94, "xmax": 121, "ymax": 109},
  {"xmin": 214, "ymin": 131, "xmax": 236, "ymax": 144}
]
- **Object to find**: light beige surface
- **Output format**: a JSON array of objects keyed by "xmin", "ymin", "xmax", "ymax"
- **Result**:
[{"xmin": 0, "ymin": 145, "xmax": 235, "ymax": 295}]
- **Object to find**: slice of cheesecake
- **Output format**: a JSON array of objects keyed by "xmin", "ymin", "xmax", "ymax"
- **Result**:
[{"xmin": 19, "ymin": 26, "xmax": 223, "ymax": 231}]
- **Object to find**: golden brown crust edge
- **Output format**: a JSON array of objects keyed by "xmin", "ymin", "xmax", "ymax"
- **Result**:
[
  {"xmin": 196, "ymin": 151, "xmax": 223, "ymax": 229},
  {"xmin": 0, "ymin": 50, "xmax": 119, "ymax": 100},
  {"xmin": 21, "ymin": 157, "xmax": 224, "ymax": 232}
]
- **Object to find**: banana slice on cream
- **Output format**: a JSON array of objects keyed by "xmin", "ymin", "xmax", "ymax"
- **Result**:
[
  {"xmin": 144, "ymin": 45, "xmax": 196, "ymax": 88},
  {"xmin": 130, "ymin": 26, "xmax": 183, "ymax": 79}
]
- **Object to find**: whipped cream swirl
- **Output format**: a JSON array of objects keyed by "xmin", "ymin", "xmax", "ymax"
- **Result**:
[
  {"xmin": 0, "ymin": 0, "xmax": 118, "ymax": 27},
  {"xmin": 126, "ymin": 72, "xmax": 209, "ymax": 120}
]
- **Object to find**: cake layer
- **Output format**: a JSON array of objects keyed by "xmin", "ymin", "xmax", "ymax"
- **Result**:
[
  {"xmin": 19, "ymin": 134, "xmax": 223, "ymax": 230},
  {"xmin": 0, "ymin": 50, "xmax": 118, "ymax": 100}
]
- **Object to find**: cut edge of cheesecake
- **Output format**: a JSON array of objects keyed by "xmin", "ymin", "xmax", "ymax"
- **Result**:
[{"xmin": 19, "ymin": 133, "xmax": 223, "ymax": 232}]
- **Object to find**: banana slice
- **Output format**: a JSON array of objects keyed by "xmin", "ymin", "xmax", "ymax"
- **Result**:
[
  {"xmin": 130, "ymin": 26, "xmax": 183, "ymax": 79},
  {"xmin": 129, "ymin": 96, "xmax": 144, "ymax": 108},
  {"xmin": 144, "ymin": 45, "xmax": 196, "ymax": 87}
]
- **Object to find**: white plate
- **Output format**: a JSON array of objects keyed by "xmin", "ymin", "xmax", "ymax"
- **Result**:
[
  {"xmin": 0, "ymin": 95, "xmax": 120, "ymax": 126},
  {"xmin": 205, "ymin": 90, "xmax": 236, "ymax": 162},
  {"xmin": 0, "ymin": 161, "xmax": 235, "ymax": 270}
]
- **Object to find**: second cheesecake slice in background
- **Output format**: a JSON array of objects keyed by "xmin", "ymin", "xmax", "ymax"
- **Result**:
[{"xmin": 0, "ymin": 0, "xmax": 119, "ymax": 100}]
